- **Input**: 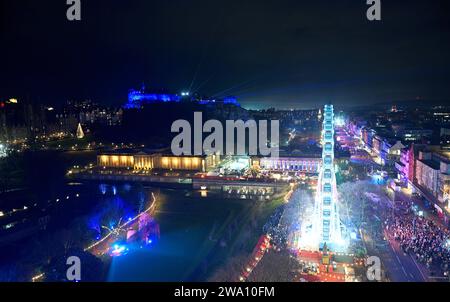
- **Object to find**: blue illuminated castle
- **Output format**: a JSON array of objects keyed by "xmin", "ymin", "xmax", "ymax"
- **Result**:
[
  {"xmin": 124, "ymin": 87, "xmax": 181, "ymax": 109},
  {"xmin": 124, "ymin": 86, "xmax": 240, "ymax": 109}
]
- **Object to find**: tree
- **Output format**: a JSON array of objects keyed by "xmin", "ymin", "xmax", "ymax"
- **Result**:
[
  {"xmin": 247, "ymin": 250, "xmax": 299, "ymax": 282},
  {"xmin": 22, "ymin": 233, "xmax": 64, "ymax": 267},
  {"xmin": 208, "ymin": 253, "xmax": 248, "ymax": 282},
  {"xmin": 44, "ymin": 248, "xmax": 106, "ymax": 282},
  {"xmin": 0, "ymin": 154, "xmax": 24, "ymax": 193}
]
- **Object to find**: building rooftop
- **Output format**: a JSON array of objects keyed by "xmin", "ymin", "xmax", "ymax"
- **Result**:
[
  {"xmin": 419, "ymin": 159, "xmax": 441, "ymax": 170},
  {"xmin": 436, "ymin": 151, "xmax": 450, "ymax": 164},
  {"xmin": 98, "ymin": 148, "xmax": 211, "ymax": 158}
]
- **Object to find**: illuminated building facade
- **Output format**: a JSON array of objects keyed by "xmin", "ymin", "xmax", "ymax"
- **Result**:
[
  {"xmin": 98, "ymin": 154, "xmax": 134, "ymax": 169},
  {"xmin": 415, "ymin": 151, "xmax": 450, "ymax": 207},
  {"xmin": 257, "ymin": 157, "xmax": 321, "ymax": 173},
  {"xmin": 124, "ymin": 89, "xmax": 181, "ymax": 109},
  {"xmin": 361, "ymin": 127, "xmax": 376, "ymax": 150},
  {"xmin": 124, "ymin": 86, "xmax": 240, "ymax": 109},
  {"xmin": 97, "ymin": 152, "xmax": 220, "ymax": 172},
  {"xmin": 397, "ymin": 128, "xmax": 433, "ymax": 143},
  {"xmin": 395, "ymin": 147, "xmax": 412, "ymax": 187}
]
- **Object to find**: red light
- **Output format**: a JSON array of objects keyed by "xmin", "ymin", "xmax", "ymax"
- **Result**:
[{"xmin": 0, "ymin": 102, "xmax": 5, "ymax": 108}]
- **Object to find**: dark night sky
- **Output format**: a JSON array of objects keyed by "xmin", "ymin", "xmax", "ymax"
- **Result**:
[{"xmin": 1, "ymin": 0, "xmax": 450, "ymax": 109}]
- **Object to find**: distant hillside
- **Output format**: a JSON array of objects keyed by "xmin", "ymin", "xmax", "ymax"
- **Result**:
[
  {"xmin": 342, "ymin": 99, "xmax": 450, "ymax": 111},
  {"xmin": 375, "ymin": 99, "xmax": 449, "ymax": 108}
]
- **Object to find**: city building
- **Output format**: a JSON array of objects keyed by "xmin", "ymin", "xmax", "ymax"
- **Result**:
[
  {"xmin": 63, "ymin": 100, "xmax": 123, "ymax": 127},
  {"xmin": 361, "ymin": 127, "xmax": 376, "ymax": 150},
  {"xmin": 348, "ymin": 119, "xmax": 367, "ymax": 138},
  {"xmin": 255, "ymin": 156, "xmax": 321, "ymax": 174},
  {"xmin": 395, "ymin": 146, "xmax": 412, "ymax": 187},
  {"xmin": 441, "ymin": 128, "xmax": 450, "ymax": 151},
  {"xmin": 124, "ymin": 87, "xmax": 181, "ymax": 109},
  {"xmin": 0, "ymin": 98, "xmax": 55, "ymax": 142},
  {"xmin": 414, "ymin": 150, "xmax": 450, "ymax": 216},
  {"xmin": 380, "ymin": 139, "xmax": 405, "ymax": 165},
  {"xmin": 396, "ymin": 128, "xmax": 433, "ymax": 143},
  {"xmin": 124, "ymin": 86, "xmax": 241, "ymax": 109},
  {"xmin": 433, "ymin": 108, "xmax": 450, "ymax": 124},
  {"xmin": 372, "ymin": 135, "xmax": 383, "ymax": 157},
  {"xmin": 97, "ymin": 151, "xmax": 220, "ymax": 172}
]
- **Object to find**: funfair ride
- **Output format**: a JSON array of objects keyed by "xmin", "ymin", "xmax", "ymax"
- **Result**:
[{"xmin": 299, "ymin": 104, "xmax": 347, "ymax": 252}]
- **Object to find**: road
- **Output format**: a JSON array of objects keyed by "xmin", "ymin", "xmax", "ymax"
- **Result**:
[
  {"xmin": 361, "ymin": 222, "xmax": 426, "ymax": 282},
  {"xmin": 388, "ymin": 189, "xmax": 450, "ymax": 281},
  {"xmin": 353, "ymin": 179, "xmax": 430, "ymax": 282},
  {"xmin": 340, "ymin": 125, "xmax": 448, "ymax": 282},
  {"xmin": 383, "ymin": 228, "xmax": 428, "ymax": 282}
]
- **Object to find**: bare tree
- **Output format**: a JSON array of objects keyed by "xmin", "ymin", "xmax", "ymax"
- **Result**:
[
  {"xmin": 208, "ymin": 253, "xmax": 248, "ymax": 282},
  {"xmin": 247, "ymin": 250, "xmax": 299, "ymax": 282}
]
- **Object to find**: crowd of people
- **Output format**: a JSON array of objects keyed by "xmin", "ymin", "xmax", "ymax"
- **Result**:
[
  {"xmin": 386, "ymin": 205, "xmax": 450, "ymax": 275},
  {"xmin": 263, "ymin": 205, "xmax": 288, "ymax": 248}
]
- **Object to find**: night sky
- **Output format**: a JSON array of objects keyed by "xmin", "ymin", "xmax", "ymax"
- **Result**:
[{"xmin": 1, "ymin": 0, "xmax": 450, "ymax": 109}]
